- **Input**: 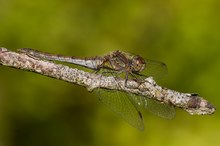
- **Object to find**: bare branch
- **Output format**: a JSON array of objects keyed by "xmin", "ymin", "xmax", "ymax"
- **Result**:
[{"xmin": 0, "ymin": 47, "xmax": 216, "ymax": 115}]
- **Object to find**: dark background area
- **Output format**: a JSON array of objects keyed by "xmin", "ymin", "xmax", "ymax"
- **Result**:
[{"xmin": 0, "ymin": 0, "xmax": 219, "ymax": 146}]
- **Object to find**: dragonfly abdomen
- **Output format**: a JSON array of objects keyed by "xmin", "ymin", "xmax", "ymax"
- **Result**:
[{"xmin": 18, "ymin": 48, "xmax": 104, "ymax": 70}]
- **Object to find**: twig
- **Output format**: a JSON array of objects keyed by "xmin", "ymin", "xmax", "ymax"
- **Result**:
[{"xmin": 0, "ymin": 47, "xmax": 215, "ymax": 115}]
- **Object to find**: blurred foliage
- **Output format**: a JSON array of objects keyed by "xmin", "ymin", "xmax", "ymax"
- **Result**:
[{"xmin": 0, "ymin": 0, "xmax": 220, "ymax": 146}]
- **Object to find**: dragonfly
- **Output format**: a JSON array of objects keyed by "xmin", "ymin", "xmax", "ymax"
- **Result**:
[{"xmin": 18, "ymin": 48, "xmax": 175, "ymax": 130}]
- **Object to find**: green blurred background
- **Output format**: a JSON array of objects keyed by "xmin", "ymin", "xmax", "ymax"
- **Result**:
[{"xmin": 0, "ymin": 0, "xmax": 219, "ymax": 146}]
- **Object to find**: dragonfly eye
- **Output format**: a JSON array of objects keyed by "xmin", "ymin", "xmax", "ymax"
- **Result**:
[{"xmin": 131, "ymin": 55, "xmax": 145, "ymax": 73}]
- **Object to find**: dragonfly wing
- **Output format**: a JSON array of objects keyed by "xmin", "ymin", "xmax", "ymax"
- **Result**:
[
  {"xmin": 96, "ymin": 89, "xmax": 144, "ymax": 131},
  {"xmin": 129, "ymin": 94, "xmax": 175, "ymax": 119},
  {"xmin": 140, "ymin": 59, "xmax": 168, "ymax": 79},
  {"xmin": 144, "ymin": 98, "xmax": 175, "ymax": 119}
]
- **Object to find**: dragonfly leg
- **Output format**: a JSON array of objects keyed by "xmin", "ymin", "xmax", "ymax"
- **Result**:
[
  {"xmin": 125, "ymin": 73, "xmax": 129, "ymax": 88},
  {"xmin": 93, "ymin": 68, "xmax": 101, "ymax": 74},
  {"xmin": 124, "ymin": 72, "xmax": 144, "ymax": 89}
]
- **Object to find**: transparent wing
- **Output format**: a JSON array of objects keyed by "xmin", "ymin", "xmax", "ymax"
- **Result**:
[
  {"xmin": 144, "ymin": 98, "xmax": 175, "ymax": 119},
  {"xmin": 140, "ymin": 59, "xmax": 168, "ymax": 79},
  {"xmin": 96, "ymin": 89, "xmax": 144, "ymax": 131},
  {"xmin": 129, "ymin": 94, "xmax": 175, "ymax": 119}
]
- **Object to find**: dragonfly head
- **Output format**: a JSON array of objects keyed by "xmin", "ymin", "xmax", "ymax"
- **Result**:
[{"xmin": 130, "ymin": 55, "xmax": 146, "ymax": 73}]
